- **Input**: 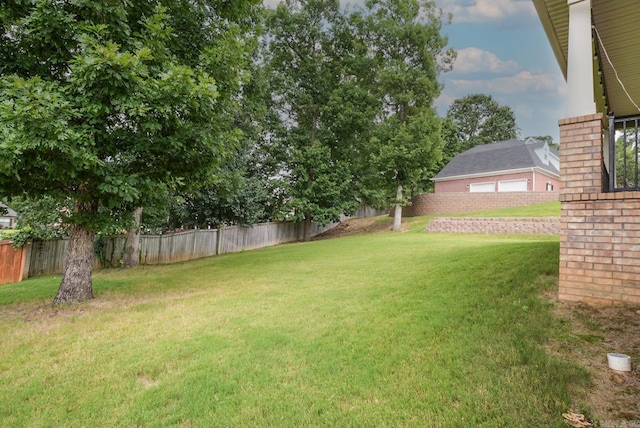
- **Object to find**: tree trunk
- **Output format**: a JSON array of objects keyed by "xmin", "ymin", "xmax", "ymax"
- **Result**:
[
  {"xmin": 53, "ymin": 221, "xmax": 96, "ymax": 305},
  {"xmin": 123, "ymin": 207, "xmax": 143, "ymax": 268},
  {"xmin": 393, "ymin": 182, "xmax": 403, "ymax": 232},
  {"xmin": 303, "ymin": 212, "xmax": 313, "ymax": 242}
]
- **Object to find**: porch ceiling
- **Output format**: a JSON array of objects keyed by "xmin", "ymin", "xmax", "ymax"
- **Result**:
[{"xmin": 533, "ymin": 0, "xmax": 640, "ymax": 118}]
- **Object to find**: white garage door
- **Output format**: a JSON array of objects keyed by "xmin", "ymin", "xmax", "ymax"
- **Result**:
[
  {"xmin": 469, "ymin": 182, "xmax": 495, "ymax": 192},
  {"xmin": 498, "ymin": 179, "xmax": 528, "ymax": 192}
]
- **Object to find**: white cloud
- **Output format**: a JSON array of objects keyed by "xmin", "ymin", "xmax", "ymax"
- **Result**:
[
  {"xmin": 452, "ymin": 47, "xmax": 519, "ymax": 74},
  {"xmin": 440, "ymin": 0, "xmax": 535, "ymax": 24},
  {"xmin": 434, "ymin": 92, "xmax": 457, "ymax": 111}
]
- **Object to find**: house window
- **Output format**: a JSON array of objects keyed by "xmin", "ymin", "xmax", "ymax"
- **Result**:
[
  {"xmin": 469, "ymin": 182, "xmax": 495, "ymax": 192},
  {"xmin": 546, "ymin": 183, "xmax": 554, "ymax": 191},
  {"xmin": 498, "ymin": 179, "xmax": 528, "ymax": 192}
]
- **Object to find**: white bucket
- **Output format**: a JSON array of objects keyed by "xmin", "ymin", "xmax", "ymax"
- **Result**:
[{"xmin": 607, "ymin": 353, "xmax": 631, "ymax": 372}]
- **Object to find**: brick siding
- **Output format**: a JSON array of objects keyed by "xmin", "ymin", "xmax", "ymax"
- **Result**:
[
  {"xmin": 435, "ymin": 171, "xmax": 559, "ymax": 193},
  {"xmin": 393, "ymin": 191, "xmax": 559, "ymax": 217},
  {"xmin": 426, "ymin": 217, "xmax": 559, "ymax": 235},
  {"xmin": 559, "ymin": 113, "xmax": 640, "ymax": 304}
]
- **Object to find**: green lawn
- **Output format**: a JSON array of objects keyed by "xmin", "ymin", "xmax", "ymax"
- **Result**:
[
  {"xmin": 0, "ymin": 213, "xmax": 586, "ymax": 427},
  {"xmin": 452, "ymin": 200, "xmax": 561, "ymax": 218}
]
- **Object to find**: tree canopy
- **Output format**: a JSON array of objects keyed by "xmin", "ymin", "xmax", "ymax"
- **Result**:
[
  {"xmin": 263, "ymin": 0, "xmax": 367, "ymax": 240},
  {"xmin": 446, "ymin": 93, "xmax": 518, "ymax": 152},
  {"xmin": 261, "ymin": 0, "xmax": 454, "ymax": 234},
  {"xmin": 355, "ymin": 0, "xmax": 454, "ymax": 230},
  {"xmin": 0, "ymin": 0, "xmax": 261, "ymax": 303}
]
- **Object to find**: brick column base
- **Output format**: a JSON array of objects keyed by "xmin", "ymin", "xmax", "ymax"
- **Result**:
[{"xmin": 559, "ymin": 114, "xmax": 640, "ymax": 304}]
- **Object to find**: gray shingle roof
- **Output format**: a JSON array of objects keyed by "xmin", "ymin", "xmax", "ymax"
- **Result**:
[
  {"xmin": 0, "ymin": 202, "xmax": 17, "ymax": 218},
  {"xmin": 433, "ymin": 139, "xmax": 559, "ymax": 180}
]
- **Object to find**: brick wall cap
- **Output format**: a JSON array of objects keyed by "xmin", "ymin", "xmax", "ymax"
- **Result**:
[{"xmin": 558, "ymin": 113, "xmax": 605, "ymax": 126}]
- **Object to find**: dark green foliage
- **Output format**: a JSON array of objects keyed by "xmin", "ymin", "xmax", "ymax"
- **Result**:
[
  {"xmin": 0, "ymin": 0, "xmax": 260, "ymax": 229},
  {"xmin": 0, "ymin": 0, "xmax": 260, "ymax": 301},
  {"xmin": 257, "ymin": 0, "xmax": 454, "ymax": 231},
  {"xmin": 264, "ymin": 0, "xmax": 367, "ymax": 238},
  {"xmin": 352, "ymin": 0, "xmax": 454, "ymax": 224},
  {"xmin": 614, "ymin": 130, "xmax": 640, "ymax": 189},
  {"xmin": 149, "ymin": 47, "xmax": 280, "ymax": 230},
  {"xmin": 447, "ymin": 93, "xmax": 519, "ymax": 152},
  {"xmin": 6, "ymin": 196, "xmax": 70, "ymax": 246}
]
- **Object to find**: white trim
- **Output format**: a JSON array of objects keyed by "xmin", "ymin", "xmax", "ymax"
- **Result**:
[
  {"xmin": 432, "ymin": 167, "xmax": 559, "ymax": 182},
  {"xmin": 498, "ymin": 178, "xmax": 528, "ymax": 192},
  {"xmin": 470, "ymin": 181, "xmax": 496, "ymax": 193},
  {"xmin": 534, "ymin": 168, "xmax": 560, "ymax": 180},
  {"xmin": 565, "ymin": 0, "xmax": 596, "ymax": 117},
  {"xmin": 533, "ymin": 169, "xmax": 536, "ymax": 190}
]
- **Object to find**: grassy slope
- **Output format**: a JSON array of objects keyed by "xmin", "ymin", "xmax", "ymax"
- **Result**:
[
  {"xmin": 0, "ymin": 210, "xmax": 584, "ymax": 427},
  {"xmin": 452, "ymin": 200, "xmax": 561, "ymax": 218}
]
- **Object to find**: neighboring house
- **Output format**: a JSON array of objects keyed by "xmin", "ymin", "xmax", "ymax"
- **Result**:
[
  {"xmin": 533, "ymin": 1, "xmax": 640, "ymax": 304},
  {"xmin": 0, "ymin": 203, "xmax": 17, "ymax": 229},
  {"xmin": 433, "ymin": 138, "xmax": 560, "ymax": 193}
]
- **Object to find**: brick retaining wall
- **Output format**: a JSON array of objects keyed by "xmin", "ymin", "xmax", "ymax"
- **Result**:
[
  {"xmin": 393, "ymin": 191, "xmax": 559, "ymax": 217},
  {"xmin": 425, "ymin": 217, "xmax": 560, "ymax": 235}
]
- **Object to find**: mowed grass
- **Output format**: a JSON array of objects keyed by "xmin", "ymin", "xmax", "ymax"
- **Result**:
[
  {"xmin": 0, "ymin": 217, "xmax": 585, "ymax": 427},
  {"xmin": 453, "ymin": 200, "xmax": 561, "ymax": 218}
]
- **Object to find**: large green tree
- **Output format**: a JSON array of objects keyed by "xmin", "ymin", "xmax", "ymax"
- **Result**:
[
  {"xmin": 151, "ymin": 48, "xmax": 279, "ymax": 230},
  {"xmin": 446, "ymin": 93, "xmax": 518, "ymax": 152},
  {"xmin": 355, "ymin": 0, "xmax": 454, "ymax": 231},
  {"xmin": 264, "ymin": 0, "xmax": 374, "ymax": 241},
  {"xmin": 0, "ymin": 0, "xmax": 260, "ymax": 303}
]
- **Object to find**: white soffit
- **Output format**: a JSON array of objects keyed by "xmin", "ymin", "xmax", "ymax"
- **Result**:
[{"xmin": 533, "ymin": 0, "xmax": 640, "ymax": 118}]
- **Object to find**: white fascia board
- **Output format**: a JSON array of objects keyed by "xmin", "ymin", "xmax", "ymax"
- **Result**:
[
  {"xmin": 534, "ymin": 168, "xmax": 560, "ymax": 180},
  {"xmin": 432, "ymin": 167, "xmax": 558, "ymax": 182}
]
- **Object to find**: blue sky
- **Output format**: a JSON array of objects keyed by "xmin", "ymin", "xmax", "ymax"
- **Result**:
[
  {"xmin": 264, "ymin": 0, "xmax": 567, "ymax": 143},
  {"xmin": 435, "ymin": 0, "xmax": 566, "ymax": 143}
]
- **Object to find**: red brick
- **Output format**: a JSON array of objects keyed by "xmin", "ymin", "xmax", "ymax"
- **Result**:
[
  {"xmin": 558, "ymin": 292, "xmax": 584, "ymax": 302},
  {"xmin": 620, "ymin": 294, "xmax": 640, "ymax": 304},
  {"xmin": 584, "ymin": 242, "xmax": 612, "ymax": 250},
  {"xmin": 566, "ymin": 248, "xmax": 591, "ymax": 256},
  {"xmin": 592, "ymin": 263, "xmax": 621, "ymax": 272},
  {"xmin": 612, "ymin": 271, "xmax": 640, "ymax": 281},
  {"xmin": 564, "ymin": 261, "xmax": 593, "ymax": 270},
  {"xmin": 584, "ymin": 256, "xmax": 612, "ymax": 264},
  {"xmin": 566, "ymin": 222, "xmax": 593, "ymax": 230},
  {"xmin": 590, "ymin": 270, "xmax": 613, "ymax": 279}
]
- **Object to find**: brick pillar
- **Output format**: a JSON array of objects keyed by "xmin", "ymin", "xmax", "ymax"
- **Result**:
[
  {"xmin": 558, "ymin": 113, "xmax": 605, "ymax": 196},
  {"xmin": 558, "ymin": 114, "xmax": 602, "ymax": 302},
  {"xmin": 558, "ymin": 115, "xmax": 640, "ymax": 304}
]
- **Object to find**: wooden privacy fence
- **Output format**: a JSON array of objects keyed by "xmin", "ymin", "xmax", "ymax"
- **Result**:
[
  {"xmin": 22, "ymin": 220, "xmax": 340, "ymax": 280},
  {"xmin": 0, "ymin": 241, "xmax": 28, "ymax": 285}
]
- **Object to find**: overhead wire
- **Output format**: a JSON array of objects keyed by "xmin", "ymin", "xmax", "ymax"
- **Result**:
[{"xmin": 592, "ymin": 24, "xmax": 640, "ymax": 114}]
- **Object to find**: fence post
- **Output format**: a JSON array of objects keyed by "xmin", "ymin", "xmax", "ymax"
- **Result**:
[
  {"xmin": 20, "ymin": 239, "xmax": 32, "ymax": 280},
  {"xmin": 216, "ymin": 227, "xmax": 223, "ymax": 256}
]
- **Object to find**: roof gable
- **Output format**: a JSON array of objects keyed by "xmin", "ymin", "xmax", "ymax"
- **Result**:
[
  {"xmin": 433, "ymin": 139, "xmax": 559, "ymax": 181},
  {"xmin": 0, "ymin": 203, "xmax": 17, "ymax": 218}
]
